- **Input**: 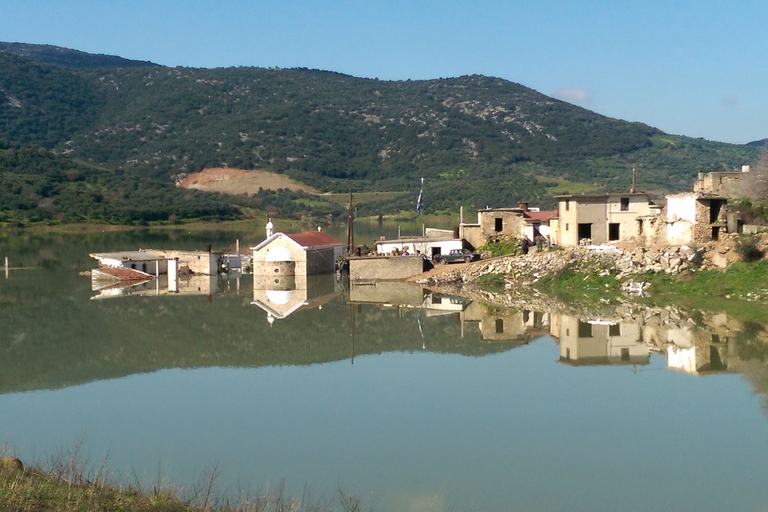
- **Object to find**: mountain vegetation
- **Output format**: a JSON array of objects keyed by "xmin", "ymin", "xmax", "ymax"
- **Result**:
[{"xmin": 0, "ymin": 43, "xmax": 763, "ymax": 225}]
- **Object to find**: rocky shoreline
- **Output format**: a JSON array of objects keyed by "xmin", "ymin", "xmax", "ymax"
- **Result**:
[{"xmin": 417, "ymin": 233, "xmax": 768, "ymax": 288}]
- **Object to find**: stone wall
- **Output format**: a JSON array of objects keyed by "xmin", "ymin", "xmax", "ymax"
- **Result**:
[
  {"xmin": 699, "ymin": 171, "xmax": 768, "ymax": 200},
  {"xmin": 349, "ymin": 255, "xmax": 425, "ymax": 282}
]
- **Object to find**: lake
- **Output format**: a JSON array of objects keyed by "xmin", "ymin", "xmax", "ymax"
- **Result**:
[{"xmin": 2, "ymin": 225, "xmax": 768, "ymax": 511}]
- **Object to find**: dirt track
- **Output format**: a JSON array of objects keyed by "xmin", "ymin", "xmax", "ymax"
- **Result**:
[{"xmin": 177, "ymin": 167, "xmax": 320, "ymax": 195}]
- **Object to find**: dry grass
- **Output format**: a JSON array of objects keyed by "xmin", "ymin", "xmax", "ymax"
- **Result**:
[{"xmin": 0, "ymin": 444, "xmax": 367, "ymax": 512}]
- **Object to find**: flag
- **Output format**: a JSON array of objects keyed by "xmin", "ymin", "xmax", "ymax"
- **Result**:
[{"xmin": 415, "ymin": 177, "xmax": 424, "ymax": 217}]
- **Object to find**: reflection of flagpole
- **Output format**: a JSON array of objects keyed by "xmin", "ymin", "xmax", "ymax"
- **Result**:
[
  {"xmin": 349, "ymin": 302, "xmax": 356, "ymax": 364},
  {"xmin": 415, "ymin": 177, "xmax": 424, "ymax": 218},
  {"xmin": 418, "ymin": 316, "xmax": 425, "ymax": 350}
]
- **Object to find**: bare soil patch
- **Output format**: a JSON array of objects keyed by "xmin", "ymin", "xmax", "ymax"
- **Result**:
[{"xmin": 177, "ymin": 168, "xmax": 320, "ymax": 195}]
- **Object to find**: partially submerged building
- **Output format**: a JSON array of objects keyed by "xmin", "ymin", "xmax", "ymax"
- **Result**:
[
  {"xmin": 90, "ymin": 250, "xmax": 168, "ymax": 275},
  {"xmin": 251, "ymin": 230, "xmax": 344, "ymax": 279},
  {"xmin": 90, "ymin": 249, "xmax": 222, "ymax": 276},
  {"xmin": 553, "ymin": 193, "xmax": 660, "ymax": 246}
]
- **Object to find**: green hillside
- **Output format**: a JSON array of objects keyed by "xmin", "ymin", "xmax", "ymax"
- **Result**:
[{"xmin": 0, "ymin": 43, "xmax": 763, "ymax": 224}]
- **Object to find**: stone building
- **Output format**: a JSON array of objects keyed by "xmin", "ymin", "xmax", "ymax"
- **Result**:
[
  {"xmin": 694, "ymin": 166, "xmax": 768, "ymax": 200},
  {"xmin": 665, "ymin": 193, "xmax": 729, "ymax": 244},
  {"xmin": 459, "ymin": 207, "xmax": 526, "ymax": 248},
  {"xmin": 553, "ymin": 193, "xmax": 660, "ymax": 246}
]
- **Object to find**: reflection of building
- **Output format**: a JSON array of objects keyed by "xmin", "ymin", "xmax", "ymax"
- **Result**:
[
  {"xmin": 91, "ymin": 274, "xmax": 225, "ymax": 300},
  {"xmin": 252, "ymin": 274, "xmax": 340, "ymax": 323},
  {"xmin": 553, "ymin": 315, "xmax": 651, "ymax": 366},
  {"xmin": 462, "ymin": 302, "xmax": 550, "ymax": 343},
  {"xmin": 349, "ymin": 281, "xmax": 427, "ymax": 307},
  {"xmin": 252, "ymin": 231, "xmax": 344, "ymax": 278}
]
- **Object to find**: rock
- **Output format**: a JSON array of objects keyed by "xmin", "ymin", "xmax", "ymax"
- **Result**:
[{"xmin": 0, "ymin": 457, "xmax": 23, "ymax": 471}]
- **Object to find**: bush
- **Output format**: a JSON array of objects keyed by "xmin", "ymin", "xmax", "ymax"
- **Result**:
[{"xmin": 736, "ymin": 235, "xmax": 764, "ymax": 263}]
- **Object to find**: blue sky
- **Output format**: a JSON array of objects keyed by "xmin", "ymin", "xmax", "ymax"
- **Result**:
[{"xmin": 2, "ymin": 0, "xmax": 766, "ymax": 144}]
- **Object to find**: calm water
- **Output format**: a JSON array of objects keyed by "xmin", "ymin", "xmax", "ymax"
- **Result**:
[{"xmin": 2, "ymin": 227, "xmax": 768, "ymax": 511}]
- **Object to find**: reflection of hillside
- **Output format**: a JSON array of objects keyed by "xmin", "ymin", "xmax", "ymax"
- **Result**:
[{"xmin": 0, "ymin": 275, "xmax": 522, "ymax": 395}]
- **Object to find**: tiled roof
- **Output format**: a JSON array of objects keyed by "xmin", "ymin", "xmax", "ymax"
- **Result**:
[
  {"xmin": 285, "ymin": 231, "xmax": 343, "ymax": 248},
  {"xmin": 524, "ymin": 210, "xmax": 557, "ymax": 222}
]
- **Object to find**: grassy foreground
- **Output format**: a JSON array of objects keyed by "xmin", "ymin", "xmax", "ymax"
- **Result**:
[{"xmin": 0, "ymin": 458, "xmax": 364, "ymax": 512}]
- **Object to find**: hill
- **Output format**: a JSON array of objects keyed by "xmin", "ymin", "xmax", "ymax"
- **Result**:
[
  {"xmin": 0, "ymin": 41, "xmax": 159, "ymax": 69},
  {"xmin": 0, "ymin": 43, "xmax": 764, "ymax": 224}
]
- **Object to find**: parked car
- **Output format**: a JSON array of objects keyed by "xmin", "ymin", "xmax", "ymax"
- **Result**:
[{"xmin": 435, "ymin": 249, "xmax": 480, "ymax": 264}]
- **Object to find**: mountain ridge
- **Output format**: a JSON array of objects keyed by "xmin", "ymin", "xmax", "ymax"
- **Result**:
[{"xmin": 0, "ymin": 42, "xmax": 764, "ymax": 224}]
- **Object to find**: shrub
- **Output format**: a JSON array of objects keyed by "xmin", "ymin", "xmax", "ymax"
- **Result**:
[{"xmin": 736, "ymin": 235, "xmax": 764, "ymax": 263}]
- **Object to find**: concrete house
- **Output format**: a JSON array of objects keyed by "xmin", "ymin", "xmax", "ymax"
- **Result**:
[
  {"xmin": 374, "ymin": 236, "xmax": 465, "ymax": 259},
  {"xmin": 554, "ymin": 193, "xmax": 659, "ymax": 246},
  {"xmin": 251, "ymin": 230, "xmax": 344, "ymax": 282}
]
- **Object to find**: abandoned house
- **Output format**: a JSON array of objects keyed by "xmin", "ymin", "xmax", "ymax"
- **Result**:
[
  {"xmin": 694, "ymin": 165, "xmax": 768, "ymax": 201},
  {"xmin": 553, "ymin": 193, "xmax": 660, "ymax": 246},
  {"xmin": 665, "ymin": 193, "xmax": 730, "ymax": 244},
  {"xmin": 251, "ymin": 230, "xmax": 345, "ymax": 280},
  {"xmin": 459, "ymin": 206, "xmax": 527, "ymax": 248}
]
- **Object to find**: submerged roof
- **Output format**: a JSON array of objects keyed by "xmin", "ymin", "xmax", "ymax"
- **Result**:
[{"xmin": 90, "ymin": 250, "xmax": 164, "ymax": 261}]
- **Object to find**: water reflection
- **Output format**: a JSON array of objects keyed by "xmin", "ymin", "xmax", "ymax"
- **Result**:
[
  {"xmin": 252, "ymin": 274, "xmax": 340, "ymax": 324},
  {"xmin": 3, "ymin": 268, "xmax": 768, "ymax": 394},
  {"xmin": 4, "ymin": 235, "xmax": 768, "ymax": 511}
]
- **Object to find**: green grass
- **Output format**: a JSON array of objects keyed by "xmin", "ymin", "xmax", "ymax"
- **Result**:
[{"xmin": 477, "ymin": 239, "xmax": 520, "ymax": 257}]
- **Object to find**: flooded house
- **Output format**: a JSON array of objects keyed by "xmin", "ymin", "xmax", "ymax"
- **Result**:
[
  {"xmin": 90, "ymin": 250, "xmax": 168, "ymax": 275},
  {"xmin": 553, "ymin": 193, "xmax": 660, "ymax": 246},
  {"xmin": 90, "ymin": 249, "xmax": 222, "ymax": 276},
  {"xmin": 251, "ymin": 229, "xmax": 345, "ymax": 282}
]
